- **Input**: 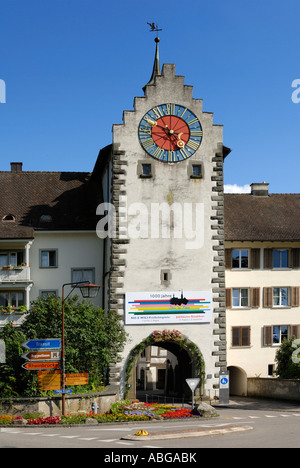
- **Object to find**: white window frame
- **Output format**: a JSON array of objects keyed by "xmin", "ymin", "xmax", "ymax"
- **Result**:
[
  {"xmin": 232, "ymin": 288, "xmax": 249, "ymax": 308},
  {"xmin": 232, "ymin": 249, "xmax": 249, "ymax": 269},
  {"xmin": 273, "ymin": 287, "xmax": 289, "ymax": 307},
  {"xmin": 273, "ymin": 249, "xmax": 289, "ymax": 269},
  {"xmin": 272, "ymin": 325, "xmax": 289, "ymax": 345}
]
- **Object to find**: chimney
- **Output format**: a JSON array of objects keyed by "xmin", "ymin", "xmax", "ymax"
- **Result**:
[
  {"xmin": 10, "ymin": 162, "xmax": 23, "ymax": 172},
  {"xmin": 250, "ymin": 182, "xmax": 269, "ymax": 197}
]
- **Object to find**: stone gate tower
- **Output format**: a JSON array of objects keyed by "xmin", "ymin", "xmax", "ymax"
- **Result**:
[{"xmin": 98, "ymin": 37, "xmax": 230, "ymax": 399}]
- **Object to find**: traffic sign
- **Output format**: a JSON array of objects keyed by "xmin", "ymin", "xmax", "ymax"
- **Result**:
[
  {"xmin": 186, "ymin": 378, "xmax": 200, "ymax": 391},
  {"xmin": 22, "ymin": 351, "xmax": 60, "ymax": 361},
  {"xmin": 22, "ymin": 361, "xmax": 60, "ymax": 371},
  {"xmin": 22, "ymin": 339, "xmax": 61, "ymax": 350}
]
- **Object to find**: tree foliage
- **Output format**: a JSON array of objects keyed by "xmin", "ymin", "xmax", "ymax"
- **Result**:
[
  {"xmin": 0, "ymin": 296, "xmax": 127, "ymax": 397},
  {"xmin": 275, "ymin": 336, "xmax": 300, "ymax": 379}
]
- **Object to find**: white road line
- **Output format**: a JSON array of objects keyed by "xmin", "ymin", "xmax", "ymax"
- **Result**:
[
  {"xmin": 265, "ymin": 415, "xmax": 277, "ymax": 418},
  {"xmin": 60, "ymin": 435, "xmax": 79, "ymax": 439},
  {"xmin": 40, "ymin": 433, "xmax": 60, "ymax": 437},
  {"xmin": 78, "ymin": 437, "xmax": 98, "ymax": 441},
  {"xmin": 117, "ymin": 441, "xmax": 134, "ymax": 446}
]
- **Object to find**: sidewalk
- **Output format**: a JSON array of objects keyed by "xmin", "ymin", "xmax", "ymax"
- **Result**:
[{"xmin": 214, "ymin": 395, "xmax": 300, "ymax": 412}]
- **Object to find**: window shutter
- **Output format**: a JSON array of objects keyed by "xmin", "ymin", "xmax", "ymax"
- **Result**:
[
  {"xmin": 291, "ymin": 287, "xmax": 300, "ymax": 307},
  {"xmin": 225, "ymin": 249, "xmax": 232, "ymax": 269},
  {"xmin": 263, "ymin": 287, "xmax": 273, "ymax": 307},
  {"xmin": 226, "ymin": 288, "xmax": 232, "ymax": 308},
  {"xmin": 263, "ymin": 326, "xmax": 273, "ymax": 346},
  {"xmin": 242, "ymin": 326, "xmax": 251, "ymax": 346},
  {"xmin": 290, "ymin": 249, "xmax": 300, "ymax": 268},
  {"xmin": 232, "ymin": 327, "xmax": 240, "ymax": 346},
  {"xmin": 264, "ymin": 249, "xmax": 273, "ymax": 269},
  {"xmin": 251, "ymin": 288, "xmax": 260, "ymax": 308},
  {"xmin": 251, "ymin": 249, "xmax": 260, "ymax": 269},
  {"xmin": 290, "ymin": 325, "xmax": 300, "ymax": 339}
]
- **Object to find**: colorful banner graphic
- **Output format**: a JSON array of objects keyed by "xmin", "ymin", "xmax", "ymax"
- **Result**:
[{"xmin": 125, "ymin": 291, "xmax": 212, "ymax": 325}]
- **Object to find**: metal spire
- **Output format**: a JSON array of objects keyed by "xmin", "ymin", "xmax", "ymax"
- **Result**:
[{"xmin": 144, "ymin": 23, "xmax": 162, "ymax": 89}]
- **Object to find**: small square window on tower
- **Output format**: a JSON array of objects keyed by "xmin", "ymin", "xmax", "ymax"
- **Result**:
[
  {"xmin": 188, "ymin": 161, "xmax": 203, "ymax": 179},
  {"xmin": 137, "ymin": 160, "xmax": 154, "ymax": 178}
]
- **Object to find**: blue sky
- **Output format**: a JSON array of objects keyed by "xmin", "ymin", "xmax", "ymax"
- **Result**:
[{"xmin": 0, "ymin": 0, "xmax": 299, "ymax": 193}]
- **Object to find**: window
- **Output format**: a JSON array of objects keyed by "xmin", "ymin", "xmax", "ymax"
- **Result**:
[
  {"xmin": 71, "ymin": 268, "xmax": 95, "ymax": 284},
  {"xmin": 0, "ymin": 251, "xmax": 23, "ymax": 267},
  {"xmin": 141, "ymin": 164, "xmax": 152, "ymax": 177},
  {"xmin": 264, "ymin": 325, "xmax": 300, "ymax": 346},
  {"xmin": 137, "ymin": 160, "xmax": 154, "ymax": 178},
  {"xmin": 273, "ymin": 287, "xmax": 289, "ymax": 307},
  {"xmin": 0, "ymin": 291, "xmax": 24, "ymax": 308},
  {"xmin": 232, "ymin": 288, "xmax": 249, "ymax": 308},
  {"xmin": 264, "ymin": 287, "xmax": 300, "ymax": 308},
  {"xmin": 40, "ymin": 290, "xmax": 58, "ymax": 298},
  {"xmin": 232, "ymin": 249, "xmax": 249, "ymax": 269},
  {"xmin": 226, "ymin": 287, "xmax": 260, "ymax": 308},
  {"xmin": 190, "ymin": 164, "xmax": 202, "ymax": 178},
  {"xmin": 40, "ymin": 250, "xmax": 58, "ymax": 268},
  {"xmin": 273, "ymin": 249, "xmax": 289, "ymax": 268},
  {"xmin": 232, "ymin": 326, "xmax": 251, "ymax": 347}
]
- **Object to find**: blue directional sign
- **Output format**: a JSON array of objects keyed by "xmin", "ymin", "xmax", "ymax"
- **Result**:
[
  {"xmin": 22, "ymin": 339, "xmax": 61, "ymax": 350},
  {"xmin": 54, "ymin": 389, "xmax": 73, "ymax": 394}
]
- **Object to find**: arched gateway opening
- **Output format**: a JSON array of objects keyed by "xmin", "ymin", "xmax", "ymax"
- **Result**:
[{"xmin": 125, "ymin": 331, "xmax": 205, "ymax": 401}]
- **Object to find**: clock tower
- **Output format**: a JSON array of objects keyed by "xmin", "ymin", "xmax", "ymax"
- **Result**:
[{"xmin": 99, "ymin": 35, "xmax": 230, "ymax": 400}]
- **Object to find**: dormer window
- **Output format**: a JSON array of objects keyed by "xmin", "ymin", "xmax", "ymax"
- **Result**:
[
  {"xmin": 2, "ymin": 214, "xmax": 15, "ymax": 222},
  {"xmin": 39, "ymin": 215, "xmax": 52, "ymax": 223}
]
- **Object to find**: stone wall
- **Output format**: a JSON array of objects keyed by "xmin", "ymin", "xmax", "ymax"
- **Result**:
[
  {"xmin": 0, "ymin": 387, "xmax": 119, "ymax": 417},
  {"xmin": 248, "ymin": 378, "xmax": 300, "ymax": 401}
]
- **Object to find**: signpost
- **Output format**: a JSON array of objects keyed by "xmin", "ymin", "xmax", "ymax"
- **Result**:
[
  {"xmin": 22, "ymin": 361, "xmax": 60, "ymax": 371},
  {"xmin": 22, "ymin": 351, "xmax": 60, "ymax": 361},
  {"xmin": 38, "ymin": 370, "xmax": 61, "ymax": 390},
  {"xmin": 219, "ymin": 371, "xmax": 230, "ymax": 405},
  {"xmin": 22, "ymin": 339, "xmax": 61, "ymax": 350},
  {"xmin": 186, "ymin": 378, "xmax": 201, "ymax": 409}
]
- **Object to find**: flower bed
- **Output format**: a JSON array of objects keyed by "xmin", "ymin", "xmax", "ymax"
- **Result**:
[{"xmin": 0, "ymin": 401, "xmax": 202, "ymax": 425}]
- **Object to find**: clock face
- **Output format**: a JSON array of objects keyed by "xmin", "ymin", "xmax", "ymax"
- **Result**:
[{"xmin": 138, "ymin": 103, "xmax": 203, "ymax": 162}]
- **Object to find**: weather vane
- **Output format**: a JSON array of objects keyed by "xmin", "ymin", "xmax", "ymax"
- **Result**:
[{"xmin": 147, "ymin": 22, "xmax": 162, "ymax": 38}]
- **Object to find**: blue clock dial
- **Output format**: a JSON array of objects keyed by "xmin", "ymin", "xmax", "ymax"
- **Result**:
[{"xmin": 138, "ymin": 104, "xmax": 203, "ymax": 162}]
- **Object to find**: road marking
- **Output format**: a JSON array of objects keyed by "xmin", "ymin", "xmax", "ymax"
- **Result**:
[
  {"xmin": 60, "ymin": 435, "xmax": 79, "ymax": 439},
  {"xmin": 117, "ymin": 441, "xmax": 134, "ymax": 445},
  {"xmin": 40, "ymin": 433, "xmax": 60, "ymax": 437},
  {"xmin": 265, "ymin": 415, "xmax": 277, "ymax": 418},
  {"xmin": 78, "ymin": 437, "xmax": 98, "ymax": 441}
]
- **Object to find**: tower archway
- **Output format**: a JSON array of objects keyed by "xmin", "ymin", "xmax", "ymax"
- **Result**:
[{"xmin": 125, "ymin": 330, "xmax": 205, "ymax": 400}]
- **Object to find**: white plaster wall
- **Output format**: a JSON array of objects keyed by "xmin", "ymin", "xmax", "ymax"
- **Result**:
[{"xmin": 29, "ymin": 232, "xmax": 103, "ymax": 307}]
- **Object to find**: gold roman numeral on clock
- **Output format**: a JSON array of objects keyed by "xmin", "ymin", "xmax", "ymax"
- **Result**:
[{"xmin": 186, "ymin": 139, "xmax": 200, "ymax": 151}]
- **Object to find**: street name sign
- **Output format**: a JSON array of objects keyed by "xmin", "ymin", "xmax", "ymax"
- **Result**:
[
  {"xmin": 22, "ymin": 351, "xmax": 60, "ymax": 361},
  {"xmin": 22, "ymin": 339, "xmax": 61, "ymax": 350},
  {"xmin": 22, "ymin": 361, "xmax": 60, "ymax": 371}
]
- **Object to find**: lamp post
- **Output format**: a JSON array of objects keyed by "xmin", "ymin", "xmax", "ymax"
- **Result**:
[{"xmin": 61, "ymin": 281, "xmax": 101, "ymax": 416}]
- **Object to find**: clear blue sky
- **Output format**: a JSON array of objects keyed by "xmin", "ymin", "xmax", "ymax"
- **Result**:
[{"xmin": 0, "ymin": 0, "xmax": 299, "ymax": 193}]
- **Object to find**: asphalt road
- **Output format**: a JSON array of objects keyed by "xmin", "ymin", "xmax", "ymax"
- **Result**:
[{"xmin": 1, "ymin": 397, "xmax": 300, "ymax": 451}]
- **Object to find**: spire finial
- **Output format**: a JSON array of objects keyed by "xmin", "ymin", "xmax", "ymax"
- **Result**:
[{"xmin": 144, "ymin": 23, "xmax": 162, "ymax": 90}]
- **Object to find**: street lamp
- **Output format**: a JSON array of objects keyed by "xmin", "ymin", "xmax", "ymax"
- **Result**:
[{"xmin": 61, "ymin": 281, "xmax": 101, "ymax": 416}]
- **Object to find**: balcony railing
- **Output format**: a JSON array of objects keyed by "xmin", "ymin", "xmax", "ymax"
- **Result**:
[{"xmin": 0, "ymin": 266, "xmax": 31, "ymax": 283}]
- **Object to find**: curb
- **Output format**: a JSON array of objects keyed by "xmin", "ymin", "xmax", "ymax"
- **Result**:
[{"xmin": 122, "ymin": 424, "xmax": 253, "ymax": 441}]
